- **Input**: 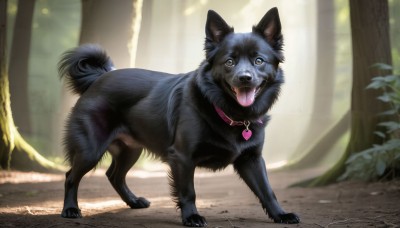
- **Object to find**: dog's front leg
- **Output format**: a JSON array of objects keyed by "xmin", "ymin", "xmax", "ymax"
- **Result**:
[
  {"xmin": 234, "ymin": 153, "xmax": 300, "ymax": 224},
  {"xmin": 167, "ymin": 148, "xmax": 207, "ymax": 227}
]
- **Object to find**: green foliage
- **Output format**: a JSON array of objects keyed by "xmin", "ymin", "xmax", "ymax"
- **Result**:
[{"xmin": 339, "ymin": 63, "xmax": 400, "ymax": 181}]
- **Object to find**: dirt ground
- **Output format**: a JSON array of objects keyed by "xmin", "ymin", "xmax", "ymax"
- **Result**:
[{"xmin": 1, "ymin": 166, "xmax": 399, "ymax": 228}]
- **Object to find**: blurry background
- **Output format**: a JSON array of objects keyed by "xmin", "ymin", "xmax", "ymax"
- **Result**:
[{"xmin": 4, "ymin": 0, "xmax": 400, "ymax": 175}]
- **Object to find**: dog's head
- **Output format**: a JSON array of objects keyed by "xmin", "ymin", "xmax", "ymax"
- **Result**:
[{"xmin": 204, "ymin": 8, "xmax": 283, "ymax": 108}]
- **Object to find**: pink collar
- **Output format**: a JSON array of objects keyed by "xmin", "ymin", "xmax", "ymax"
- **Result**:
[
  {"xmin": 214, "ymin": 105, "xmax": 263, "ymax": 126},
  {"xmin": 213, "ymin": 105, "xmax": 263, "ymax": 140}
]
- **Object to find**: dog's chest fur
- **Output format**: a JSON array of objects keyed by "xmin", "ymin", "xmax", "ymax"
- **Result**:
[{"xmin": 172, "ymin": 102, "xmax": 265, "ymax": 170}]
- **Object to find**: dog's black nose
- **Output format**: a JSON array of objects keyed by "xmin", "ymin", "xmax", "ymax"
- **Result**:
[{"xmin": 238, "ymin": 72, "xmax": 252, "ymax": 82}]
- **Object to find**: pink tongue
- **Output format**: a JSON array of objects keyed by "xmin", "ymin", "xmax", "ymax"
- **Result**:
[{"xmin": 233, "ymin": 87, "xmax": 256, "ymax": 107}]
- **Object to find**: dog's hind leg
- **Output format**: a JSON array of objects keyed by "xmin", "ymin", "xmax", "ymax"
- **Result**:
[
  {"xmin": 106, "ymin": 138, "xmax": 150, "ymax": 209},
  {"xmin": 62, "ymin": 150, "xmax": 105, "ymax": 218},
  {"xmin": 62, "ymin": 99, "xmax": 118, "ymax": 218}
]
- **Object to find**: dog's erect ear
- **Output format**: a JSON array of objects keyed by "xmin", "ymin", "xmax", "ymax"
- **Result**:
[
  {"xmin": 205, "ymin": 10, "xmax": 233, "ymax": 44},
  {"xmin": 204, "ymin": 10, "xmax": 234, "ymax": 61},
  {"xmin": 253, "ymin": 7, "xmax": 283, "ymax": 50}
]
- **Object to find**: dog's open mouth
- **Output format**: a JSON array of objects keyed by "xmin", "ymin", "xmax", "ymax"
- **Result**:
[
  {"xmin": 230, "ymin": 80, "xmax": 267, "ymax": 107},
  {"xmin": 231, "ymin": 86, "xmax": 260, "ymax": 107}
]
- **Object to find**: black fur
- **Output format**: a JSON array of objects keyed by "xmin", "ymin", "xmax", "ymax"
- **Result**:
[
  {"xmin": 60, "ymin": 7, "xmax": 299, "ymax": 227},
  {"xmin": 59, "ymin": 44, "xmax": 115, "ymax": 94}
]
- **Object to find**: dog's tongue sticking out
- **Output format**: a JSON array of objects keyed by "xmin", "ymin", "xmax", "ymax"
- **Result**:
[{"xmin": 233, "ymin": 87, "xmax": 256, "ymax": 107}]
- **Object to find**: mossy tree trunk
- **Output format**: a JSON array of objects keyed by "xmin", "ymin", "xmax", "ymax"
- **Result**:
[
  {"xmin": 307, "ymin": 0, "xmax": 392, "ymax": 186},
  {"xmin": 8, "ymin": 0, "xmax": 35, "ymax": 136},
  {"xmin": 0, "ymin": 0, "xmax": 62, "ymax": 172}
]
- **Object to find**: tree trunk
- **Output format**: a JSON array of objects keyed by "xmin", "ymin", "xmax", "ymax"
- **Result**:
[
  {"xmin": 307, "ymin": 0, "xmax": 392, "ymax": 186},
  {"xmin": 0, "ymin": 0, "xmax": 12, "ymax": 168},
  {"xmin": 0, "ymin": 0, "xmax": 62, "ymax": 172},
  {"xmin": 79, "ymin": 0, "xmax": 142, "ymax": 68},
  {"xmin": 135, "ymin": 0, "xmax": 152, "ymax": 68},
  {"xmin": 286, "ymin": 0, "xmax": 337, "ymax": 167},
  {"xmin": 283, "ymin": 111, "xmax": 349, "ymax": 170},
  {"xmin": 54, "ymin": 0, "xmax": 144, "ymax": 164},
  {"xmin": 313, "ymin": 0, "xmax": 335, "ymax": 118},
  {"xmin": 8, "ymin": 0, "xmax": 35, "ymax": 136}
]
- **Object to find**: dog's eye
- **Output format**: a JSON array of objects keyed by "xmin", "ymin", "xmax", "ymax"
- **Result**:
[
  {"xmin": 225, "ymin": 59, "xmax": 235, "ymax": 67},
  {"xmin": 255, "ymin": 57, "xmax": 264, "ymax": 65}
]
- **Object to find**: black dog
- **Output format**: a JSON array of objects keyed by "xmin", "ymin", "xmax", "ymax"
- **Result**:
[{"xmin": 59, "ymin": 7, "xmax": 299, "ymax": 227}]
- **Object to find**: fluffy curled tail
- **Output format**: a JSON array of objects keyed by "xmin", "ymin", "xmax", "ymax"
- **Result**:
[{"xmin": 58, "ymin": 44, "xmax": 114, "ymax": 94}]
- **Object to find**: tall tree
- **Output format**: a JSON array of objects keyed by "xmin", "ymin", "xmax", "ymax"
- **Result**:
[
  {"xmin": 79, "ymin": 0, "xmax": 142, "ymax": 68},
  {"xmin": 8, "ymin": 0, "xmax": 35, "ymax": 136},
  {"xmin": 135, "ymin": 0, "xmax": 152, "ymax": 68},
  {"xmin": 0, "ymin": 0, "xmax": 61, "ymax": 172},
  {"xmin": 285, "ymin": 0, "xmax": 339, "ymax": 169},
  {"xmin": 59, "ymin": 0, "xmax": 143, "ymax": 127},
  {"xmin": 306, "ymin": 0, "xmax": 392, "ymax": 186},
  {"xmin": 0, "ymin": 0, "xmax": 10, "ymax": 168},
  {"xmin": 56, "ymin": 0, "xmax": 143, "ymax": 157}
]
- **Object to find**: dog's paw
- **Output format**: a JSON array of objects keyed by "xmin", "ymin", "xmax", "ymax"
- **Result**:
[
  {"xmin": 273, "ymin": 213, "xmax": 300, "ymax": 224},
  {"xmin": 182, "ymin": 214, "xmax": 207, "ymax": 227},
  {"xmin": 61, "ymin": 207, "xmax": 82, "ymax": 218},
  {"xmin": 128, "ymin": 197, "xmax": 151, "ymax": 209}
]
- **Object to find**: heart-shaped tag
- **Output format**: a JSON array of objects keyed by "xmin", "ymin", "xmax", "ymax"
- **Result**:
[{"xmin": 242, "ymin": 129, "xmax": 252, "ymax": 141}]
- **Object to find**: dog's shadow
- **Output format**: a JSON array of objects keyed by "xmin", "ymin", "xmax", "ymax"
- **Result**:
[{"xmin": 87, "ymin": 207, "xmax": 181, "ymax": 227}]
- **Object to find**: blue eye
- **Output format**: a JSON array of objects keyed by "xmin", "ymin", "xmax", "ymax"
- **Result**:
[
  {"xmin": 255, "ymin": 57, "xmax": 264, "ymax": 65},
  {"xmin": 225, "ymin": 59, "xmax": 235, "ymax": 67}
]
